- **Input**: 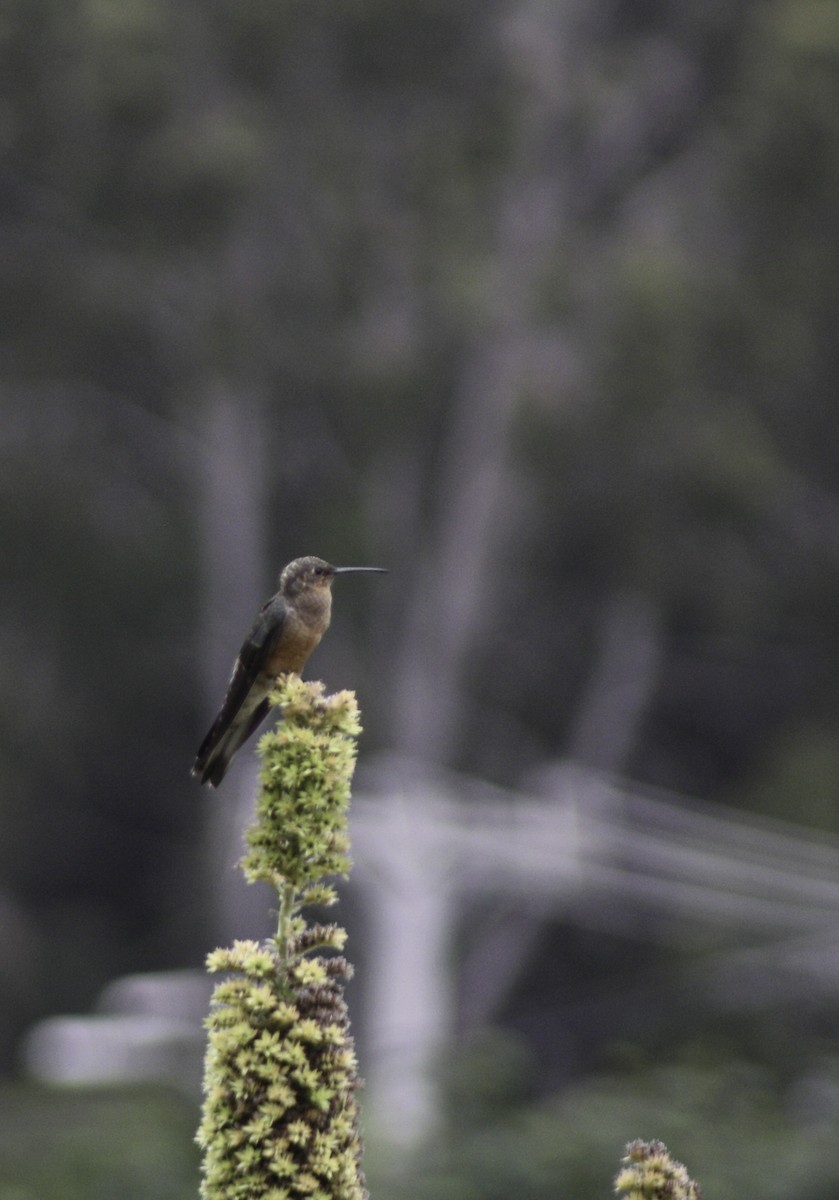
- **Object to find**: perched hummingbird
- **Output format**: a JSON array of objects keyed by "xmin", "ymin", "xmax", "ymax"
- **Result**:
[{"xmin": 192, "ymin": 555, "xmax": 386, "ymax": 787}]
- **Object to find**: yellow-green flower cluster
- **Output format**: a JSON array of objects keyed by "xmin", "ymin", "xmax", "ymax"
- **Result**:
[
  {"xmin": 241, "ymin": 677, "xmax": 361, "ymax": 892},
  {"xmin": 198, "ymin": 679, "xmax": 367, "ymax": 1200},
  {"xmin": 198, "ymin": 942, "xmax": 365, "ymax": 1200},
  {"xmin": 614, "ymin": 1139, "xmax": 701, "ymax": 1200}
]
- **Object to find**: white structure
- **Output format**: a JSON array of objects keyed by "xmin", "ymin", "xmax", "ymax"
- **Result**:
[
  {"xmin": 23, "ymin": 757, "xmax": 839, "ymax": 1148},
  {"xmin": 351, "ymin": 755, "xmax": 839, "ymax": 1142}
]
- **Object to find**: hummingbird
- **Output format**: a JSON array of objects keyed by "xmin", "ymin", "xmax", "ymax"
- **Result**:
[{"xmin": 192, "ymin": 555, "xmax": 386, "ymax": 787}]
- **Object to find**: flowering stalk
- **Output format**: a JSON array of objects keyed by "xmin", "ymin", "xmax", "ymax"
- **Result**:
[
  {"xmin": 197, "ymin": 676, "xmax": 367, "ymax": 1200},
  {"xmin": 614, "ymin": 1139, "xmax": 701, "ymax": 1200}
]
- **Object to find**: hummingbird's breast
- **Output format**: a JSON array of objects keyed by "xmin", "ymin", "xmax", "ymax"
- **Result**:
[{"xmin": 264, "ymin": 589, "xmax": 333, "ymax": 676}]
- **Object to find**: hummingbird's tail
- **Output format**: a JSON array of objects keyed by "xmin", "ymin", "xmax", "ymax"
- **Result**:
[{"xmin": 192, "ymin": 696, "xmax": 271, "ymax": 787}]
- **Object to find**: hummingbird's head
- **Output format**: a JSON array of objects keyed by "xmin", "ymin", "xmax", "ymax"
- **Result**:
[
  {"xmin": 279, "ymin": 557, "xmax": 386, "ymax": 598},
  {"xmin": 279, "ymin": 557, "xmax": 336, "ymax": 598}
]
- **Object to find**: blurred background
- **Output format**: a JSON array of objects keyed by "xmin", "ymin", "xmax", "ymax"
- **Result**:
[{"xmin": 3, "ymin": 0, "xmax": 839, "ymax": 1196}]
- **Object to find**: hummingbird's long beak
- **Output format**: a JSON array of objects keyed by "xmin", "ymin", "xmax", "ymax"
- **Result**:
[{"xmin": 333, "ymin": 566, "xmax": 387, "ymax": 574}]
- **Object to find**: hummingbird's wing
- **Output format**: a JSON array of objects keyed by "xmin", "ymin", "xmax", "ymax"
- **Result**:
[{"xmin": 192, "ymin": 595, "xmax": 288, "ymax": 786}]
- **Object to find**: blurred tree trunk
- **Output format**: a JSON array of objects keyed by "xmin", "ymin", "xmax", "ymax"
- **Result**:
[
  {"xmin": 568, "ymin": 590, "xmax": 664, "ymax": 775},
  {"xmin": 387, "ymin": 2, "xmax": 579, "ymax": 765}
]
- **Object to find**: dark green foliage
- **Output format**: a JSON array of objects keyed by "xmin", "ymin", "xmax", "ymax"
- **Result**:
[
  {"xmin": 3, "ymin": 4, "xmax": 839, "ymax": 1187},
  {"xmin": 0, "ymin": 1084, "xmax": 199, "ymax": 1200},
  {"xmin": 368, "ymin": 1037, "xmax": 839, "ymax": 1200}
]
